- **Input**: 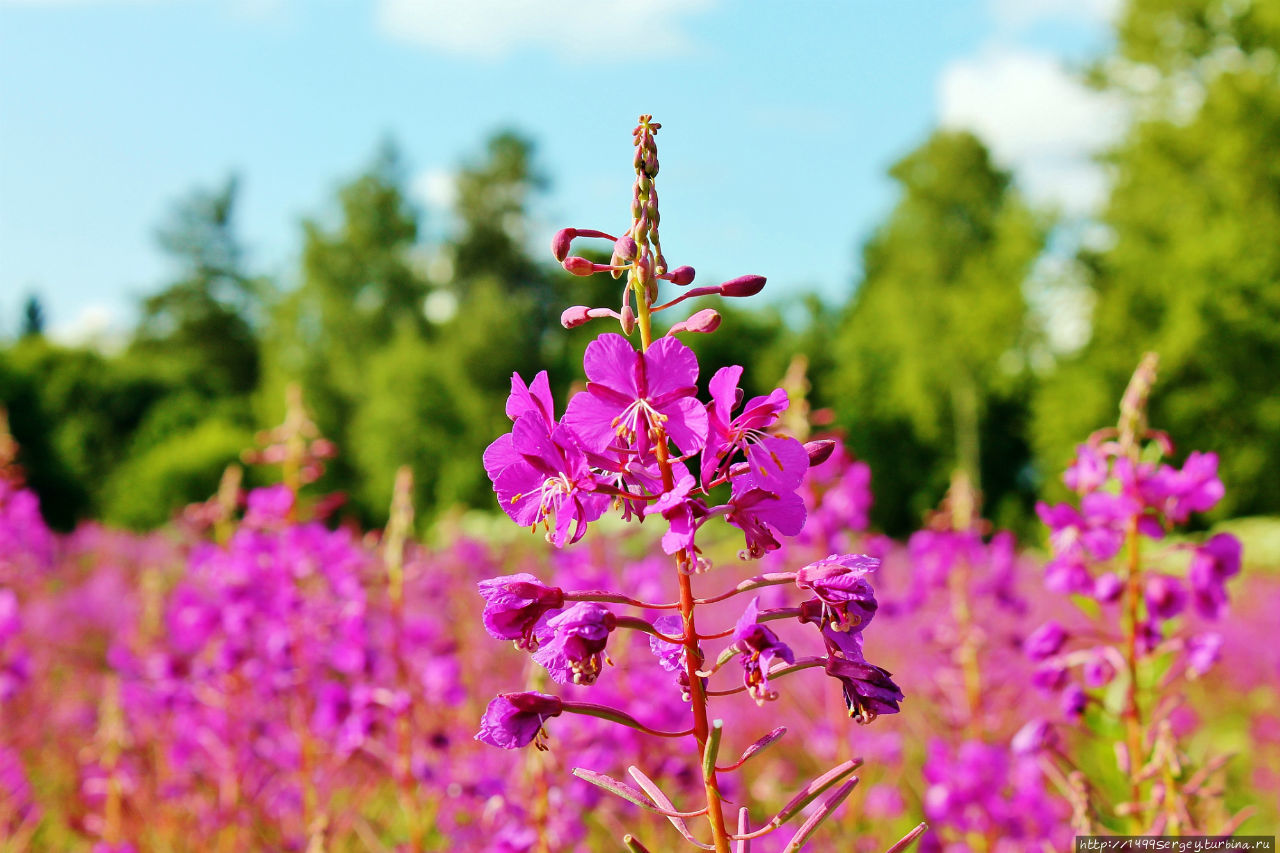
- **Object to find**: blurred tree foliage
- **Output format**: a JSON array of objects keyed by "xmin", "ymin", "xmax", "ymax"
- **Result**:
[
  {"xmin": 259, "ymin": 142, "xmax": 429, "ymax": 516},
  {"xmin": 4, "ymin": 1, "xmax": 1280, "ymax": 533},
  {"xmin": 20, "ymin": 295, "xmax": 45, "ymax": 339},
  {"xmin": 1033, "ymin": 0, "xmax": 1280, "ymax": 518},
  {"xmin": 132, "ymin": 175, "xmax": 263, "ymax": 397},
  {"xmin": 832, "ymin": 131, "xmax": 1045, "ymax": 532}
]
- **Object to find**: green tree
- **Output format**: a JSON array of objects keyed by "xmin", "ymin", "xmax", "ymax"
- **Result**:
[
  {"xmin": 1034, "ymin": 0, "xmax": 1280, "ymax": 517},
  {"xmin": 832, "ymin": 131, "xmax": 1045, "ymax": 531},
  {"xmin": 20, "ymin": 295, "xmax": 44, "ymax": 339},
  {"xmin": 261, "ymin": 141, "xmax": 429, "ymax": 517},
  {"xmin": 130, "ymin": 175, "xmax": 263, "ymax": 397}
]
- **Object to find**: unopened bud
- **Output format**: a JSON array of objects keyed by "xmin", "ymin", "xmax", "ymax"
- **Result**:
[
  {"xmin": 666, "ymin": 265, "xmax": 695, "ymax": 286},
  {"xmin": 551, "ymin": 228, "xmax": 575, "ymax": 262},
  {"xmin": 563, "ymin": 256, "xmax": 596, "ymax": 276},
  {"xmin": 804, "ymin": 440, "xmax": 836, "ymax": 466},
  {"xmin": 718, "ymin": 275, "xmax": 766, "ymax": 298},
  {"xmin": 561, "ymin": 306, "xmax": 592, "ymax": 329},
  {"xmin": 620, "ymin": 304, "xmax": 637, "ymax": 335},
  {"xmin": 613, "ymin": 236, "xmax": 637, "ymax": 262},
  {"xmin": 668, "ymin": 308, "xmax": 721, "ymax": 335}
]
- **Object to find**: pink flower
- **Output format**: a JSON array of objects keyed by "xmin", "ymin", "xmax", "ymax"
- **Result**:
[
  {"xmin": 732, "ymin": 598, "xmax": 795, "ymax": 704},
  {"xmin": 476, "ymin": 692, "xmax": 565, "ymax": 750},
  {"xmin": 701, "ymin": 365, "xmax": 807, "ymax": 492},
  {"xmin": 726, "ymin": 477, "xmax": 805, "ymax": 559},
  {"xmin": 488, "ymin": 415, "xmax": 610, "ymax": 547},
  {"xmin": 562, "ymin": 333, "xmax": 707, "ymax": 457}
]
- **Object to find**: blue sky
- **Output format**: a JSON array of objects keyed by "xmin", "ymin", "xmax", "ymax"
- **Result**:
[{"xmin": 0, "ymin": 0, "xmax": 1121, "ymax": 345}]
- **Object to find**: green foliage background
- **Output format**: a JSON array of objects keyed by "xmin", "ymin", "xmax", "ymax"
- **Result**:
[{"xmin": 3, "ymin": 0, "xmax": 1278, "ymax": 535}]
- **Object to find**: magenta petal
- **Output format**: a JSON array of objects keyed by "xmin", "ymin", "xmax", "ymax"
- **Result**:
[
  {"xmin": 754, "ymin": 489, "xmax": 806, "ymax": 536},
  {"xmin": 660, "ymin": 396, "xmax": 709, "ymax": 456},
  {"xmin": 562, "ymin": 389, "xmax": 625, "ymax": 454},
  {"xmin": 660, "ymin": 513, "xmax": 696, "ymax": 555},
  {"xmin": 494, "ymin": 462, "xmax": 547, "ymax": 527},
  {"xmin": 708, "ymin": 365, "xmax": 744, "ymax": 425},
  {"xmin": 551, "ymin": 497, "xmax": 576, "ymax": 547},
  {"xmin": 511, "ymin": 412, "xmax": 565, "ymax": 475},
  {"xmin": 644, "ymin": 336, "xmax": 700, "ymax": 401},
  {"xmin": 582, "ymin": 333, "xmax": 641, "ymax": 397},
  {"xmin": 505, "ymin": 370, "xmax": 556, "ymax": 427},
  {"xmin": 483, "ymin": 433, "xmax": 520, "ymax": 483},
  {"xmin": 737, "ymin": 387, "xmax": 789, "ymax": 429},
  {"xmin": 745, "ymin": 436, "xmax": 808, "ymax": 493}
]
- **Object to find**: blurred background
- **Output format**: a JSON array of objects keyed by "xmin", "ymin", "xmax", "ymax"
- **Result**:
[{"xmin": 2, "ymin": 0, "xmax": 1277, "ymax": 537}]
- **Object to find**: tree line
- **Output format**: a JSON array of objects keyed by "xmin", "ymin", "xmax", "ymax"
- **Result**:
[{"xmin": 3, "ymin": 0, "xmax": 1277, "ymax": 534}]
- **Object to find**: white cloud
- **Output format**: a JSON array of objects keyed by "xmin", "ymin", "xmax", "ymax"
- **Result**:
[
  {"xmin": 375, "ymin": 0, "xmax": 716, "ymax": 60},
  {"xmin": 411, "ymin": 167, "xmax": 458, "ymax": 211},
  {"xmin": 988, "ymin": 0, "xmax": 1120, "ymax": 28},
  {"xmin": 938, "ymin": 46, "xmax": 1126, "ymax": 215},
  {"xmin": 49, "ymin": 303, "xmax": 127, "ymax": 353}
]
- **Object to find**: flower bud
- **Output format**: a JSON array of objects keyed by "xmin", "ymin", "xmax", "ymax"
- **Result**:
[
  {"xmin": 666, "ymin": 265, "xmax": 695, "ymax": 286},
  {"xmin": 551, "ymin": 228, "xmax": 575, "ymax": 262},
  {"xmin": 1024, "ymin": 621, "xmax": 1068, "ymax": 661},
  {"xmin": 620, "ymin": 304, "xmax": 636, "ymax": 335},
  {"xmin": 804, "ymin": 440, "xmax": 837, "ymax": 466},
  {"xmin": 668, "ymin": 309, "xmax": 721, "ymax": 336},
  {"xmin": 561, "ymin": 306, "xmax": 592, "ymax": 329},
  {"xmin": 613, "ymin": 236, "xmax": 637, "ymax": 262},
  {"xmin": 562, "ymin": 256, "xmax": 596, "ymax": 276},
  {"xmin": 719, "ymin": 275, "xmax": 766, "ymax": 298}
]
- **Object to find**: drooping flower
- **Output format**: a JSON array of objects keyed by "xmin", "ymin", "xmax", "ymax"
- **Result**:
[
  {"xmin": 795, "ymin": 554, "xmax": 879, "ymax": 632},
  {"xmin": 533, "ymin": 603, "xmax": 617, "ymax": 686},
  {"xmin": 1060, "ymin": 684, "xmax": 1087, "ymax": 719},
  {"xmin": 732, "ymin": 598, "xmax": 795, "ymax": 704},
  {"xmin": 821, "ymin": 630, "xmax": 903, "ymax": 723},
  {"xmin": 700, "ymin": 365, "xmax": 807, "ymax": 492},
  {"xmin": 1023, "ymin": 622, "xmax": 1068, "ymax": 662},
  {"xmin": 643, "ymin": 463, "xmax": 710, "ymax": 558},
  {"xmin": 1093, "ymin": 572, "xmax": 1124, "ymax": 603},
  {"xmin": 562, "ymin": 333, "xmax": 707, "ymax": 457},
  {"xmin": 476, "ymin": 692, "xmax": 565, "ymax": 750},
  {"xmin": 477, "ymin": 573, "xmax": 565, "ymax": 650},
  {"xmin": 1082, "ymin": 650, "xmax": 1117, "ymax": 688}
]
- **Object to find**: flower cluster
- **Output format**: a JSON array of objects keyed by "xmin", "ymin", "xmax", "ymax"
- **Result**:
[
  {"xmin": 1024, "ymin": 354, "xmax": 1246, "ymax": 835},
  {"xmin": 474, "ymin": 116, "xmax": 914, "ymax": 853}
]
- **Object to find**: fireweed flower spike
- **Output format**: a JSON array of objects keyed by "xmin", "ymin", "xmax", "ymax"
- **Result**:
[
  {"xmin": 475, "ymin": 116, "xmax": 907, "ymax": 853},
  {"xmin": 1025, "ymin": 353, "xmax": 1246, "ymax": 835}
]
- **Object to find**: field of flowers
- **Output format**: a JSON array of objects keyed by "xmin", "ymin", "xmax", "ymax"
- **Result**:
[
  {"xmin": 2, "ymin": 115, "xmax": 1277, "ymax": 852},
  {"xmin": 1, "ymin": 403, "xmax": 1275, "ymax": 851}
]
